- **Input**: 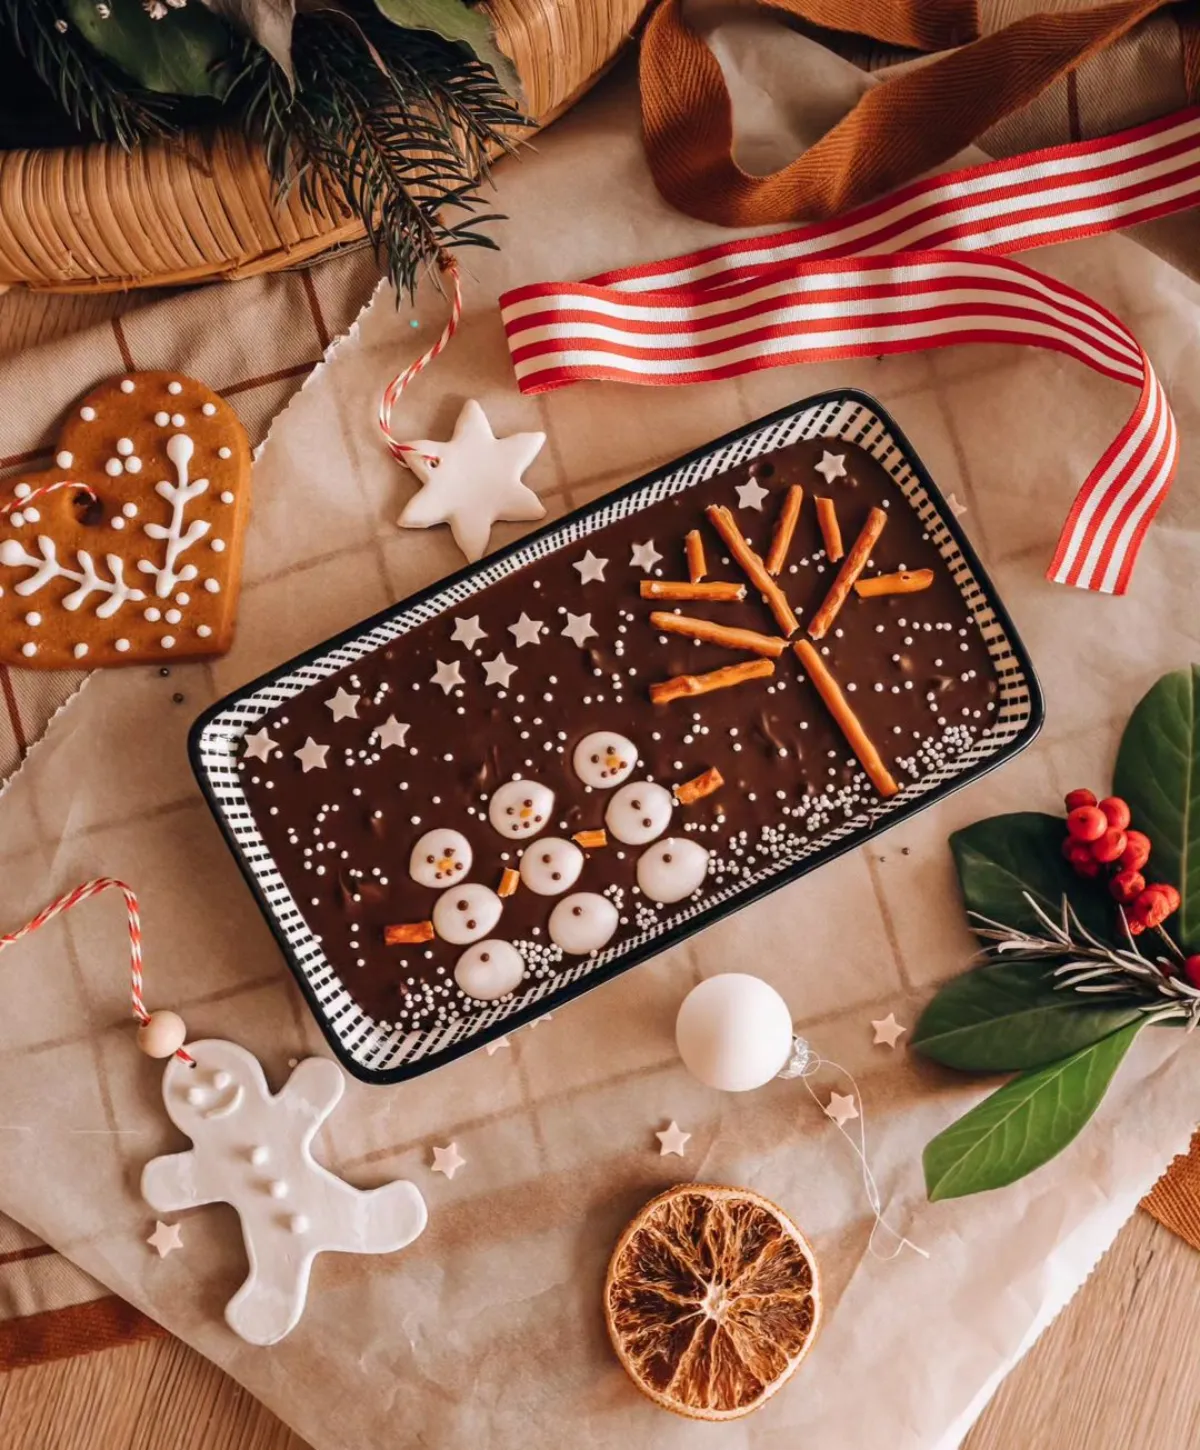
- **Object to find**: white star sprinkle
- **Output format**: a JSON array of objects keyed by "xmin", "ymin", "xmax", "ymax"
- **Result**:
[
  {"xmin": 871, "ymin": 1012, "xmax": 907, "ymax": 1048},
  {"xmin": 395, "ymin": 398, "xmax": 545, "ymax": 563},
  {"xmin": 509, "ymin": 612, "xmax": 545, "ymax": 648},
  {"xmin": 483, "ymin": 652, "xmax": 518, "ymax": 689},
  {"xmin": 735, "ymin": 478, "xmax": 770, "ymax": 511},
  {"xmin": 562, "ymin": 612, "xmax": 597, "ymax": 648},
  {"xmin": 147, "ymin": 1220, "xmax": 183, "ymax": 1258},
  {"xmin": 824, "ymin": 1091, "xmax": 859, "ymax": 1128},
  {"xmin": 815, "ymin": 451, "xmax": 847, "ymax": 484},
  {"xmin": 243, "ymin": 727, "xmax": 278, "ymax": 763},
  {"xmin": 431, "ymin": 659, "xmax": 465, "ymax": 694},
  {"xmin": 656, "ymin": 1121, "xmax": 691, "ymax": 1157},
  {"xmin": 372, "ymin": 716, "xmax": 410, "ymax": 750},
  {"xmin": 294, "ymin": 737, "xmax": 329, "ymax": 773},
  {"xmin": 947, "ymin": 491, "xmax": 969, "ymax": 518},
  {"xmin": 451, "ymin": 615, "xmax": 487, "ymax": 650},
  {"xmin": 574, "ymin": 549, "xmax": 608, "ymax": 584},
  {"xmin": 484, "ymin": 1036, "xmax": 510, "ymax": 1056},
  {"xmin": 430, "ymin": 1142, "xmax": 466, "ymax": 1179},
  {"xmin": 629, "ymin": 540, "xmax": 662, "ymax": 572},
  {"xmin": 324, "ymin": 687, "xmax": 360, "ymax": 722}
]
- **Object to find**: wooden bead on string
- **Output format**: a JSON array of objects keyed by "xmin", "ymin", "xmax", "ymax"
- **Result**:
[{"xmin": 137, "ymin": 1009, "xmax": 188, "ymax": 1059}]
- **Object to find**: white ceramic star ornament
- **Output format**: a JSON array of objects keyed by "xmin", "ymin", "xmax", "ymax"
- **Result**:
[
  {"xmin": 372, "ymin": 716, "xmax": 409, "ymax": 750},
  {"xmin": 629, "ymin": 540, "xmax": 662, "ymax": 572},
  {"xmin": 509, "ymin": 612, "xmax": 545, "ymax": 648},
  {"xmin": 147, "ymin": 1220, "xmax": 183, "ymax": 1258},
  {"xmin": 430, "ymin": 1143, "xmax": 467, "ymax": 1179},
  {"xmin": 815, "ymin": 451, "xmax": 847, "ymax": 484},
  {"xmin": 656, "ymin": 1121, "xmax": 691, "ymax": 1157},
  {"xmin": 243, "ymin": 728, "xmax": 278, "ymax": 763},
  {"xmin": 325, "ymin": 687, "xmax": 359, "ymax": 722},
  {"xmin": 824, "ymin": 1091, "xmax": 859, "ymax": 1128},
  {"xmin": 871, "ymin": 1012, "xmax": 907, "ymax": 1048},
  {"xmin": 395, "ymin": 399, "xmax": 546, "ymax": 563},
  {"xmin": 451, "ymin": 615, "xmax": 487, "ymax": 650},
  {"xmin": 735, "ymin": 478, "xmax": 770, "ymax": 511},
  {"xmin": 294, "ymin": 738, "xmax": 329, "ymax": 773}
]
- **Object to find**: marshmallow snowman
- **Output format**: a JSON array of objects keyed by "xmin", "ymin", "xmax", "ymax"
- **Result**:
[
  {"xmin": 141, "ymin": 1040, "xmax": 427, "ymax": 1346},
  {"xmin": 488, "ymin": 778, "xmax": 554, "ymax": 838}
]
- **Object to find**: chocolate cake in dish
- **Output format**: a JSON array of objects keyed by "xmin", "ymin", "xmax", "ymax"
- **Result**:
[{"xmin": 192, "ymin": 392, "xmax": 1041, "ymax": 1082}]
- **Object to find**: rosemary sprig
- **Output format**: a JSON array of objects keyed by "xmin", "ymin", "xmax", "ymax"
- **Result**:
[{"xmin": 969, "ymin": 892, "xmax": 1200, "ymax": 1028}]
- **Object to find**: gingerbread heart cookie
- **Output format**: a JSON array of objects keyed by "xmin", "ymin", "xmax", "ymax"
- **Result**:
[{"xmin": 0, "ymin": 372, "xmax": 251, "ymax": 669}]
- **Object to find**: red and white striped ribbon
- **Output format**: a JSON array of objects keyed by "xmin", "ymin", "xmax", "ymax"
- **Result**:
[
  {"xmin": 0, "ymin": 878, "xmax": 192, "ymax": 1064},
  {"xmin": 501, "ymin": 106, "xmax": 1200, "ymax": 594}
]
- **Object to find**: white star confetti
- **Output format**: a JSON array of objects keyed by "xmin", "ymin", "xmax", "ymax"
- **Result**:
[
  {"xmin": 824, "ymin": 1091, "xmax": 859, "ymax": 1128},
  {"xmin": 147, "ymin": 1220, "xmax": 183, "ymax": 1259},
  {"xmin": 629, "ymin": 540, "xmax": 662, "ymax": 572},
  {"xmin": 871, "ymin": 1012, "xmax": 907, "ymax": 1048},
  {"xmin": 735, "ymin": 478, "xmax": 770, "ymax": 511},
  {"xmin": 562, "ymin": 612, "xmax": 597, "ymax": 648},
  {"xmin": 656, "ymin": 1121, "xmax": 691, "ymax": 1157},
  {"xmin": 324, "ymin": 687, "xmax": 360, "ymax": 722},
  {"xmin": 451, "ymin": 615, "xmax": 487, "ymax": 650},
  {"xmin": 509, "ymin": 612, "xmax": 545, "ymax": 648},
  {"xmin": 484, "ymin": 1036, "xmax": 510, "ymax": 1056},
  {"xmin": 815, "ymin": 451, "xmax": 847, "ymax": 484},
  {"xmin": 483, "ymin": 652, "xmax": 518, "ymax": 689},
  {"xmin": 395, "ymin": 398, "xmax": 545, "ymax": 562},
  {"xmin": 574, "ymin": 549, "xmax": 608, "ymax": 584},
  {"xmin": 243, "ymin": 727, "xmax": 278, "ymax": 763},
  {"xmin": 430, "ymin": 1142, "xmax": 466, "ymax": 1179},
  {"xmin": 947, "ymin": 491, "xmax": 969, "ymax": 518},
  {"xmin": 431, "ymin": 659, "xmax": 465, "ymax": 694},
  {"xmin": 294, "ymin": 737, "xmax": 329, "ymax": 773},
  {"xmin": 372, "ymin": 716, "xmax": 410, "ymax": 750}
]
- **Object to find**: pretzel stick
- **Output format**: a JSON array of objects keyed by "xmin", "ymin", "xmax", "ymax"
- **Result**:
[
  {"xmin": 704, "ymin": 505, "xmax": 799, "ymax": 636},
  {"xmin": 807, "ymin": 506, "xmax": 888, "ymax": 640},
  {"xmin": 384, "ymin": 921, "xmax": 435, "ymax": 945},
  {"xmin": 573, "ymin": 828, "xmax": 608, "ymax": 849},
  {"xmin": 650, "ymin": 658, "xmax": 774, "ymax": 705},
  {"xmin": 674, "ymin": 767, "xmax": 724, "ymax": 805},
  {"xmin": 497, "ymin": 867, "xmax": 520, "ymax": 898},
  {"xmin": 642, "ymin": 580, "xmax": 745, "ymax": 602},
  {"xmin": 765, "ymin": 485, "xmax": 803, "ymax": 576},
  {"xmin": 685, "ymin": 530, "xmax": 707, "ymax": 583},
  {"xmin": 793, "ymin": 640, "xmax": 899, "ymax": 798},
  {"xmin": 649, "ymin": 611, "xmax": 787, "ymax": 658},
  {"xmin": 815, "ymin": 496, "xmax": 843, "ymax": 562},
  {"xmin": 854, "ymin": 568, "xmax": 934, "ymax": 598}
]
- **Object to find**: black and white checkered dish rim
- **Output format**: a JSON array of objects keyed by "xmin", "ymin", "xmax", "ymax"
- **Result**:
[{"xmin": 195, "ymin": 392, "xmax": 1038, "ymax": 1079}]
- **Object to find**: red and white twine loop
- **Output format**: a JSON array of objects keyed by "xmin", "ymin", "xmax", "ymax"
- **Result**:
[
  {"xmin": 0, "ymin": 878, "xmax": 192, "ymax": 1064},
  {"xmin": 1, "ymin": 481, "xmax": 98, "ymax": 517},
  {"xmin": 500, "ymin": 106, "xmax": 1200, "ymax": 595},
  {"xmin": 379, "ymin": 255, "xmax": 464, "ymax": 470}
]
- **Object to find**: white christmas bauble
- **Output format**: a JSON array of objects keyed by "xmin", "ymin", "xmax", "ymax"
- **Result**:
[{"xmin": 674, "ymin": 974, "xmax": 794, "ymax": 1092}]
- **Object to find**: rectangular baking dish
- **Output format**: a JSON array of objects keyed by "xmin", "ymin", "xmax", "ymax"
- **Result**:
[{"xmin": 190, "ymin": 389, "xmax": 1043, "ymax": 1083}]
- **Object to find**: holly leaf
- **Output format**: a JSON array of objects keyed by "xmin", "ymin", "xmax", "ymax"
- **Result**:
[
  {"xmin": 1113, "ymin": 665, "xmax": 1200, "ymax": 953},
  {"xmin": 923, "ymin": 1020, "xmax": 1142, "ymax": 1201},
  {"xmin": 950, "ymin": 812, "xmax": 1111, "ymax": 942},
  {"xmin": 911, "ymin": 959, "xmax": 1146, "ymax": 1071},
  {"xmin": 373, "ymin": 0, "xmax": 522, "ymax": 101},
  {"xmin": 67, "ymin": 0, "xmax": 233, "ymax": 98},
  {"xmin": 198, "ymin": 1, "xmax": 296, "ymax": 84}
]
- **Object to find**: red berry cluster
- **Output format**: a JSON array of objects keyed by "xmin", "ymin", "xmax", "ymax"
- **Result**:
[{"xmin": 1061, "ymin": 789, "xmax": 1180, "ymax": 936}]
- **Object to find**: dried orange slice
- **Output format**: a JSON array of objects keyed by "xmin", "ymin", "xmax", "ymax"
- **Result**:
[{"xmin": 604, "ymin": 1182, "xmax": 820, "ymax": 1420}]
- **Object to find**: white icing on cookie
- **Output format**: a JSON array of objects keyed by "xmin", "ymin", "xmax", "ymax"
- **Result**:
[
  {"xmin": 454, "ymin": 940, "xmax": 525, "ymax": 1001},
  {"xmin": 573, "ymin": 731, "xmax": 638, "ymax": 789},
  {"xmin": 120, "ymin": 379, "xmax": 135, "ymax": 394},
  {"xmin": 636, "ymin": 837, "xmax": 710, "ymax": 904},
  {"xmin": 518, "ymin": 837, "xmax": 584, "ymax": 896},
  {"xmin": 488, "ymin": 779, "xmax": 554, "ymax": 839},
  {"xmin": 548, "ymin": 893, "xmax": 618, "ymax": 954},
  {"xmin": 142, "ymin": 1041, "xmax": 426, "ymax": 1346},
  {"xmin": 408, "ymin": 828, "xmax": 472, "ymax": 889},
  {"xmin": 202, "ymin": 402, "xmax": 217, "ymax": 416},
  {"xmin": 20, "ymin": 641, "xmax": 36, "ymax": 657},
  {"xmin": 73, "ymin": 642, "xmax": 88, "ymax": 659},
  {"xmin": 125, "ymin": 457, "xmax": 142, "ymax": 474},
  {"xmin": 105, "ymin": 458, "xmax": 124, "ymax": 477},
  {"xmin": 0, "ymin": 536, "xmax": 143, "ymax": 617},
  {"xmin": 155, "ymin": 411, "xmax": 170, "ymax": 427},
  {"xmin": 605, "ymin": 781, "xmax": 673, "ymax": 845},
  {"xmin": 122, "ymin": 502, "xmax": 138, "ymax": 518},
  {"xmin": 432, "ymin": 883, "xmax": 503, "ymax": 945},
  {"xmin": 56, "ymin": 451, "xmax": 73, "ymax": 468},
  {"xmin": 167, "ymin": 381, "xmax": 183, "ymax": 395},
  {"xmin": 116, "ymin": 438, "xmax": 134, "ymax": 456},
  {"xmin": 79, "ymin": 406, "xmax": 96, "ymax": 421},
  {"xmin": 138, "ymin": 434, "xmax": 210, "ymax": 599}
]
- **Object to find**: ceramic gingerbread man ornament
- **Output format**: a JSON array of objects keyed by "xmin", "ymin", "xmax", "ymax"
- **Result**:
[{"xmin": 142, "ymin": 1040, "xmax": 427, "ymax": 1346}]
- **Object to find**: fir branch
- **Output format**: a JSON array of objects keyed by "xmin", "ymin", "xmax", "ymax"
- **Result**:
[{"xmin": 0, "ymin": 0, "xmax": 176, "ymax": 148}]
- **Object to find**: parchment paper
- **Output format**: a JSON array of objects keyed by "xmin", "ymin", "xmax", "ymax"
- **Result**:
[{"xmin": 2, "ymin": 19, "xmax": 1200, "ymax": 1450}]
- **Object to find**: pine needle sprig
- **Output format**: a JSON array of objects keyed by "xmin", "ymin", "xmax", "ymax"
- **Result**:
[{"xmin": 0, "ymin": 0, "xmax": 175, "ymax": 149}]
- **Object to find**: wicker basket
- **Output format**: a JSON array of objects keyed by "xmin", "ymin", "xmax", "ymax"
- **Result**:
[{"xmin": 0, "ymin": 0, "xmax": 648, "ymax": 292}]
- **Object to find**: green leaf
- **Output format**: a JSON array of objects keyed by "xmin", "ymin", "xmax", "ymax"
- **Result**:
[
  {"xmin": 373, "ymin": 0, "xmax": 522, "ymax": 101},
  {"xmin": 199, "ymin": 1, "xmax": 295, "ymax": 85},
  {"xmin": 950, "ymin": 812, "xmax": 1111, "ymax": 941},
  {"xmin": 67, "ymin": 0, "xmax": 233, "ymax": 98},
  {"xmin": 1113, "ymin": 665, "xmax": 1200, "ymax": 953},
  {"xmin": 923, "ymin": 1020, "xmax": 1143, "ymax": 1201},
  {"xmin": 911, "ymin": 959, "xmax": 1146, "ymax": 1071}
]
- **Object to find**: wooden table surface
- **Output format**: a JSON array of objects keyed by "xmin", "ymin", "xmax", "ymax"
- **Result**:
[{"xmin": 2, "ymin": 287, "xmax": 1199, "ymax": 1450}]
